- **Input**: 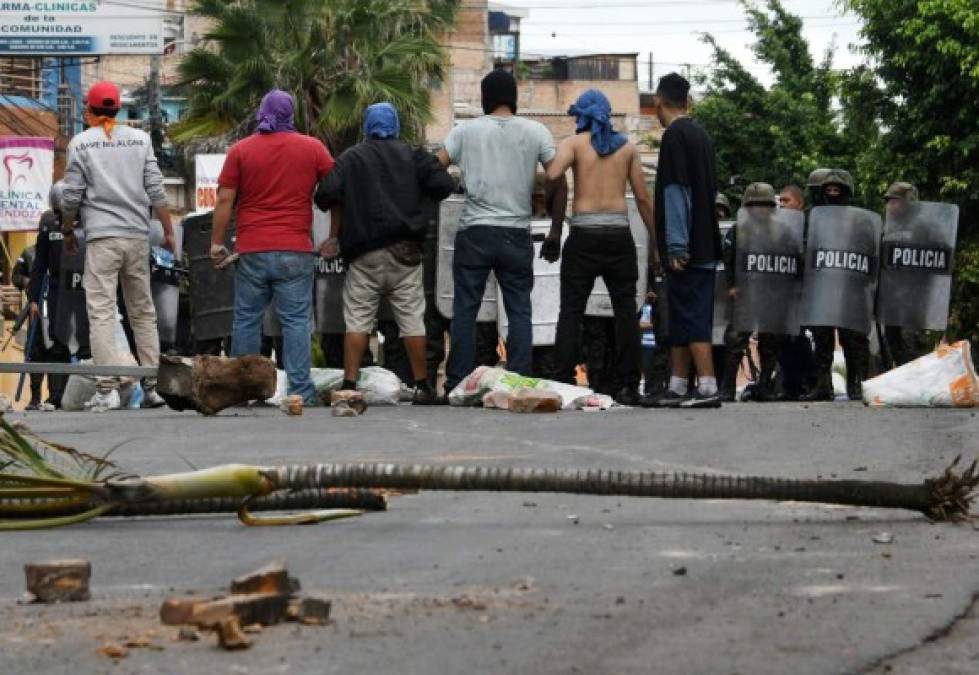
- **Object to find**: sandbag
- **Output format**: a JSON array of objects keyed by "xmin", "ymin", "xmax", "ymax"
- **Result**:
[{"xmin": 862, "ymin": 341, "xmax": 979, "ymax": 408}]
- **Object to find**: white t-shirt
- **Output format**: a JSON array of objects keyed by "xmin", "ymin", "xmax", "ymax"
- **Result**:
[{"xmin": 443, "ymin": 115, "xmax": 556, "ymax": 230}]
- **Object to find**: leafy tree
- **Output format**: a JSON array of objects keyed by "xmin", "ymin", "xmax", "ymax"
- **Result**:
[
  {"xmin": 693, "ymin": 1, "xmax": 861, "ymax": 206},
  {"xmin": 172, "ymin": 0, "xmax": 458, "ymax": 152},
  {"xmin": 844, "ymin": 0, "xmax": 979, "ymax": 344}
]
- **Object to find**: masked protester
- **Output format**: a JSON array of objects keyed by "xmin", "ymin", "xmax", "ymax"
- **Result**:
[
  {"xmin": 436, "ymin": 69, "xmax": 562, "ymax": 392},
  {"xmin": 211, "ymin": 90, "xmax": 335, "ymax": 406},
  {"xmin": 315, "ymin": 102, "xmax": 455, "ymax": 404},
  {"xmin": 61, "ymin": 81, "xmax": 176, "ymax": 412},
  {"xmin": 802, "ymin": 169, "xmax": 874, "ymax": 401},
  {"xmin": 543, "ymin": 89, "xmax": 654, "ymax": 406}
]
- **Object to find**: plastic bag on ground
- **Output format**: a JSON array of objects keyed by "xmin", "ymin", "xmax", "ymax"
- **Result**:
[
  {"xmin": 862, "ymin": 341, "xmax": 979, "ymax": 408},
  {"xmin": 483, "ymin": 387, "xmax": 562, "ymax": 413},
  {"xmin": 266, "ymin": 366, "xmax": 402, "ymax": 407},
  {"xmin": 449, "ymin": 366, "xmax": 614, "ymax": 410}
]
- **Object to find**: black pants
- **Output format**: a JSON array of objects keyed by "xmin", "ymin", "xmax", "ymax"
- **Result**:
[
  {"xmin": 779, "ymin": 333, "xmax": 814, "ymax": 399},
  {"xmin": 553, "ymin": 229, "xmax": 640, "ymax": 392},
  {"xmin": 884, "ymin": 326, "xmax": 931, "ymax": 369},
  {"xmin": 811, "ymin": 326, "xmax": 870, "ymax": 395}
]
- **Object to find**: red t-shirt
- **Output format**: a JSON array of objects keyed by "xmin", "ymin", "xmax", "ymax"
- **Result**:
[{"xmin": 218, "ymin": 132, "xmax": 334, "ymax": 253}]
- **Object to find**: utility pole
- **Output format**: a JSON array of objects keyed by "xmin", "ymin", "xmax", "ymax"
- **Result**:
[
  {"xmin": 648, "ymin": 51, "xmax": 653, "ymax": 92},
  {"xmin": 148, "ymin": 54, "xmax": 164, "ymax": 158}
]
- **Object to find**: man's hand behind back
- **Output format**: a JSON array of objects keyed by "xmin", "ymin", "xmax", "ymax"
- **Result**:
[{"xmin": 540, "ymin": 235, "xmax": 561, "ymax": 263}]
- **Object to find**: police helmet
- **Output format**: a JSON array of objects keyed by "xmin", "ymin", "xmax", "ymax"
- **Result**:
[
  {"xmin": 742, "ymin": 182, "xmax": 777, "ymax": 206},
  {"xmin": 884, "ymin": 181, "xmax": 919, "ymax": 202}
]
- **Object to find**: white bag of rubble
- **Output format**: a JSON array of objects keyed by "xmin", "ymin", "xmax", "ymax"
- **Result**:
[
  {"xmin": 448, "ymin": 366, "xmax": 614, "ymax": 410},
  {"xmin": 862, "ymin": 341, "xmax": 979, "ymax": 408},
  {"xmin": 267, "ymin": 366, "xmax": 402, "ymax": 407}
]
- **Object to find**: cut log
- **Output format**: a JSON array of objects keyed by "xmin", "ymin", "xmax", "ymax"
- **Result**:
[{"xmin": 24, "ymin": 559, "xmax": 91, "ymax": 603}]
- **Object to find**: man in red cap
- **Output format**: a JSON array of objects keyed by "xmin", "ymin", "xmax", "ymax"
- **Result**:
[{"xmin": 61, "ymin": 80, "xmax": 176, "ymax": 412}]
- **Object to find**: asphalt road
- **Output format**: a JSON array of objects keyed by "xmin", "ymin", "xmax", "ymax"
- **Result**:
[{"xmin": 1, "ymin": 402, "xmax": 978, "ymax": 674}]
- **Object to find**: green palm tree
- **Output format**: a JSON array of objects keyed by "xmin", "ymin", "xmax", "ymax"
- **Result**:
[{"xmin": 172, "ymin": 0, "xmax": 458, "ymax": 151}]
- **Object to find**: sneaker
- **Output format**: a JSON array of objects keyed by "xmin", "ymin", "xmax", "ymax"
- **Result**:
[
  {"xmin": 141, "ymin": 389, "xmax": 167, "ymax": 409},
  {"xmin": 37, "ymin": 401, "xmax": 56, "ymax": 412},
  {"xmin": 412, "ymin": 385, "xmax": 441, "ymax": 406},
  {"xmin": 24, "ymin": 400, "xmax": 41, "ymax": 411},
  {"xmin": 657, "ymin": 390, "xmax": 688, "ymax": 408},
  {"xmin": 680, "ymin": 389, "xmax": 722, "ymax": 409},
  {"xmin": 614, "ymin": 387, "xmax": 641, "ymax": 407},
  {"xmin": 86, "ymin": 390, "xmax": 121, "ymax": 413},
  {"xmin": 640, "ymin": 393, "xmax": 661, "ymax": 408}
]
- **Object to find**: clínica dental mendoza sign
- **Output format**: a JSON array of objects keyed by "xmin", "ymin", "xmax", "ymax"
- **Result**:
[{"xmin": 0, "ymin": 136, "xmax": 53, "ymax": 232}]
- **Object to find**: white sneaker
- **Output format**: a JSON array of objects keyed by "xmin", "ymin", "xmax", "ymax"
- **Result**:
[
  {"xmin": 141, "ymin": 389, "xmax": 166, "ymax": 409},
  {"xmin": 86, "ymin": 390, "xmax": 121, "ymax": 413},
  {"xmin": 38, "ymin": 401, "xmax": 56, "ymax": 412}
]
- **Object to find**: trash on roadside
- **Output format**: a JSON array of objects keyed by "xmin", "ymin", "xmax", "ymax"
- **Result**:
[
  {"xmin": 863, "ymin": 341, "xmax": 979, "ymax": 408},
  {"xmin": 872, "ymin": 532, "xmax": 894, "ymax": 544},
  {"xmin": 331, "ymin": 390, "xmax": 367, "ymax": 417},
  {"xmin": 267, "ymin": 367, "xmax": 402, "ymax": 408},
  {"xmin": 24, "ymin": 559, "xmax": 91, "ymax": 603},
  {"xmin": 483, "ymin": 387, "xmax": 562, "ymax": 413},
  {"xmin": 448, "ymin": 367, "xmax": 614, "ymax": 411}
]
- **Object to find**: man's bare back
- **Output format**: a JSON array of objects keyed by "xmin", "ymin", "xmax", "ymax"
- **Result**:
[{"xmin": 567, "ymin": 132, "xmax": 635, "ymax": 214}]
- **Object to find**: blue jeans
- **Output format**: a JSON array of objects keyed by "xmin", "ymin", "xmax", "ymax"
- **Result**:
[
  {"xmin": 446, "ymin": 226, "xmax": 533, "ymax": 390},
  {"xmin": 231, "ymin": 251, "xmax": 316, "ymax": 403}
]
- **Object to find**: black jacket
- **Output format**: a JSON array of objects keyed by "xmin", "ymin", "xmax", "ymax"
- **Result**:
[
  {"xmin": 28, "ymin": 210, "xmax": 64, "ymax": 304},
  {"xmin": 314, "ymin": 139, "xmax": 454, "ymax": 263}
]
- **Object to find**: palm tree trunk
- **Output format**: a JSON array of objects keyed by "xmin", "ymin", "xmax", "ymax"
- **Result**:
[
  {"xmin": 261, "ymin": 459, "xmax": 978, "ymax": 522},
  {"xmin": 0, "ymin": 488, "xmax": 387, "ymax": 519}
]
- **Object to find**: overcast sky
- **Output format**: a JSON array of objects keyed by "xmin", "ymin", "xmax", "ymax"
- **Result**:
[{"xmin": 498, "ymin": 0, "xmax": 865, "ymax": 89}]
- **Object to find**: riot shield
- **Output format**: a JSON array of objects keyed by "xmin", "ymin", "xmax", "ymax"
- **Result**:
[
  {"xmin": 732, "ymin": 207, "xmax": 805, "ymax": 335},
  {"xmin": 185, "ymin": 211, "xmax": 235, "ymax": 342},
  {"xmin": 148, "ymin": 220, "xmax": 184, "ymax": 347},
  {"xmin": 800, "ymin": 205, "xmax": 882, "ymax": 334},
  {"xmin": 436, "ymin": 196, "xmax": 498, "ymax": 321},
  {"xmin": 54, "ymin": 228, "xmax": 89, "ymax": 352},
  {"xmin": 584, "ymin": 196, "xmax": 650, "ymax": 317},
  {"xmin": 878, "ymin": 201, "xmax": 959, "ymax": 331}
]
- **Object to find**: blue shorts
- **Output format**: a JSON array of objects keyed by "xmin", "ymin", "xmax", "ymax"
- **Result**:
[{"xmin": 664, "ymin": 267, "xmax": 715, "ymax": 346}]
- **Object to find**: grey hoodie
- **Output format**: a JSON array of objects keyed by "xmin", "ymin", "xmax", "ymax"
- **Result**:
[{"xmin": 62, "ymin": 124, "xmax": 168, "ymax": 241}]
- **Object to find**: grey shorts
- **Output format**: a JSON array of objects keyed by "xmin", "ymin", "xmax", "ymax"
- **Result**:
[{"xmin": 343, "ymin": 247, "xmax": 425, "ymax": 336}]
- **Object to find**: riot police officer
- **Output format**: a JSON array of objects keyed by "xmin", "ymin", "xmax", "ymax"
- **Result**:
[
  {"xmin": 720, "ymin": 183, "xmax": 803, "ymax": 401},
  {"xmin": 24, "ymin": 182, "xmax": 83, "ymax": 409},
  {"xmin": 802, "ymin": 169, "xmax": 874, "ymax": 401}
]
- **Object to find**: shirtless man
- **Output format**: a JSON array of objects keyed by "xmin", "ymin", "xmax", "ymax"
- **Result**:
[{"xmin": 543, "ymin": 89, "xmax": 655, "ymax": 405}]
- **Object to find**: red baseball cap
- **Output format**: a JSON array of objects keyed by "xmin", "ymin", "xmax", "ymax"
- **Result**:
[{"xmin": 86, "ymin": 81, "xmax": 121, "ymax": 111}]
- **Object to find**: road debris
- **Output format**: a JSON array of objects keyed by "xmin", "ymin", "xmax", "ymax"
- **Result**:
[
  {"xmin": 229, "ymin": 559, "xmax": 300, "ymax": 596},
  {"xmin": 872, "ymin": 532, "xmax": 895, "ymax": 544},
  {"xmin": 298, "ymin": 596, "xmax": 333, "ymax": 625},
  {"xmin": 673, "ymin": 566, "xmax": 688, "ymax": 576},
  {"xmin": 215, "ymin": 615, "xmax": 252, "ymax": 650},
  {"xmin": 280, "ymin": 394, "xmax": 304, "ymax": 416},
  {"xmin": 24, "ymin": 559, "xmax": 91, "ymax": 603},
  {"xmin": 331, "ymin": 389, "xmax": 367, "ymax": 417},
  {"xmin": 0, "ymin": 393, "xmax": 12, "ymax": 413},
  {"xmin": 157, "ymin": 354, "xmax": 277, "ymax": 415},
  {"xmin": 96, "ymin": 641, "xmax": 128, "ymax": 659},
  {"xmin": 176, "ymin": 626, "xmax": 201, "ymax": 642}
]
